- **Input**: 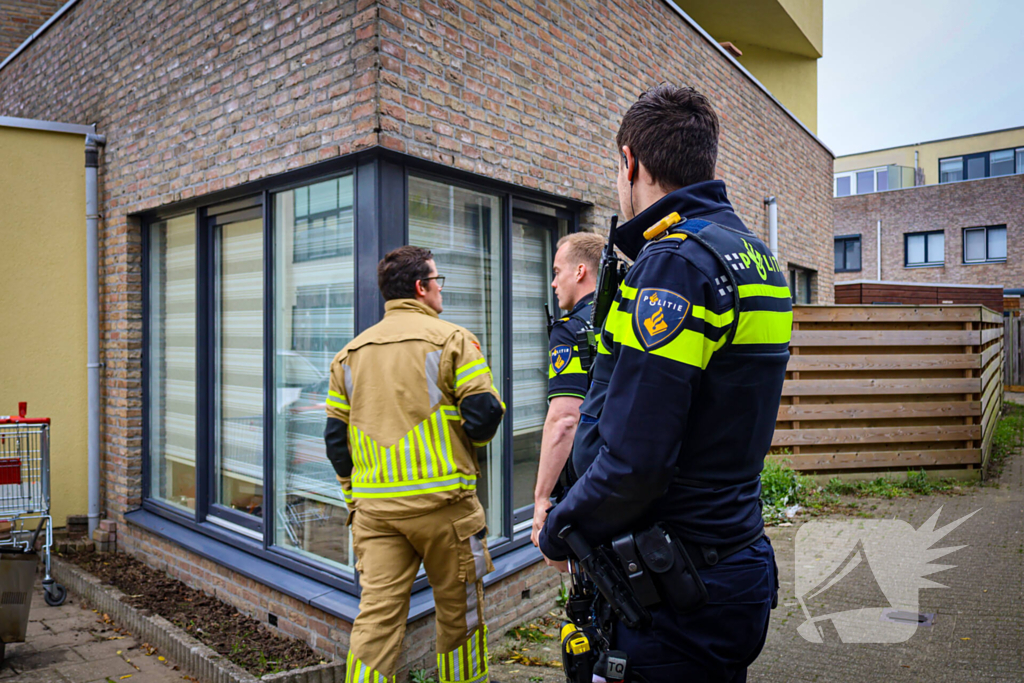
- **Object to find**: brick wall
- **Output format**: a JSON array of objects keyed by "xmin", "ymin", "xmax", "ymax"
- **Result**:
[
  {"xmin": 834, "ymin": 174, "xmax": 1024, "ymax": 289},
  {"xmin": 0, "ymin": 0, "xmax": 379, "ymax": 521},
  {"xmin": 122, "ymin": 524, "xmax": 561, "ymax": 675},
  {"xmin": 0, "ymin": 0, "xmax": 64, "ymax": 60},
  {"xmin": 374, "ymin": 0, "xmax": 834, "ymax": 297},
  {"xmin": 0, "ymin": 0, "xmax": 831, "ymax": 670}
]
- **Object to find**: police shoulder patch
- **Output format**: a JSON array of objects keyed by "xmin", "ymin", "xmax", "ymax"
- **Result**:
[
  {"xmin": 633, "ymin": 288, "xmax": 691, "ymax": 351},
  {"xmin": 550, "ymin": 345, "xmax": 573, "ymax": 374}
]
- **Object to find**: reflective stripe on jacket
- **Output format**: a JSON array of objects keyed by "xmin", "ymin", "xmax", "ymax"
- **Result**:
[{"xmin": 326, "ymin": 299, "xmax": 503, "ymax": 518}]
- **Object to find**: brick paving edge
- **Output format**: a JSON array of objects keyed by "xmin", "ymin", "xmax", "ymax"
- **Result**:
[{"xmin": 51, "ymin": 556, "xmax": 346, "ymax": 683}]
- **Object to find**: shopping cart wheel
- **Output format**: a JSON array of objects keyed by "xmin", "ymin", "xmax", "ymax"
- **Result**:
[{"xmin": 44, "ymin": 583, "xmax": 67, "ymax": 607}]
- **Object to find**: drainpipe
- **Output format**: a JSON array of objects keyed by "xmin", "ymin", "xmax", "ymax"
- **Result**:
[
  {"xmin": 86, "ymin": 133, "xmax": 106, "ymax": 536},
  {"xmin": 764, "ymin": 196, "xmax": 778, "ymax": 256},
  {"xmin": 877, "ymin": 219, "xmax": 882, "ymax": 281}
]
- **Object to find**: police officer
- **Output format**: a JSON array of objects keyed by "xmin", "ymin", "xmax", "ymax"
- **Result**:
[
  {"xmin": 531, "ymin": 232, "xmax": 605, "ymax": 547},
  {"xmin": 539, "ymin": 85, "xmax": 791, "ymax": 682},
  {"xmin": 325, "ymin": 246, "xmax": 505, "ymax": 683}
]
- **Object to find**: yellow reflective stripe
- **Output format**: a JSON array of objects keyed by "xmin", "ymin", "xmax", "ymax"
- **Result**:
[
  {"xmin": 326, "ymin": 397, "xmax": 349, "ymax": 410},
  {"xmin": 692, "ymin": 305, "xmax": 735, "ymax": 329},
  {"xmin": 427, "ymin": 417, "xmax": 443, "ymax": 478},
  {"xmin": 733, "ymin": 309, "xmax": 793, "ymax": 345},
  {"xmin": 548, "ymin": 355, "xmax": 584, "ymax": 378},
  {"xmin": 438, "ymin": 627, "xmax": 488, "ymax": 683},
  {"xmin": 603, "ymin": 303, "xmax": 725, "ymax": 369},
  {"xmin": 327, "ymin": 389, "xmax": 349, "ymax": 407},
  {"xmin": 618, "ymin": 283, "xmax": 637, "ymax": 300},
  {"xmin": 441, "ymin": 411, "xmax": 455, "ymax": 473},
  {"xmin": 737, "ymin": 283, "xmax": 791, "ymax": 299},
  {"xmin": 342, "ymin": 487, "xmax": 353, "ymax": 505},
  {"xmin": 597, "ymin": 333, "xmax": 611, "ymax": 355},
  {"xmin": 414, "ymin": 422, "xmax": 431, "ymax": 477},
  {"xmin": 455, "ymin": 358, "xmax": 487, "ymax": 383},
  {"xmin": 455, "ymin": 366, "xmax": 490, "ymax": 387},
  {"xmin": 351, "ymin": 473, "xmax": 477, "ymax": 498}
]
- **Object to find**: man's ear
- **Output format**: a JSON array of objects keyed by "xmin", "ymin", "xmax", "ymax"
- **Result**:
[{"xmin": 414, "ymin": 278, "xmax": 427, "ymax": 297}]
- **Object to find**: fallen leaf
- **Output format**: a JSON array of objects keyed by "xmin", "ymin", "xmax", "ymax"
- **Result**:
[
  {"xmin": 117, "ymin": 650, "xmax": 123, "ymax": 655},
  {"xmin": 120, "ymin": 676, "xmax": 132, "ymax": 680},
  {"xmin": 961, "ymin": 637, "xmax": 971, "ymax": 641},
  {"xmin": 158, "ymin": 656, "xmax": 166, "ymax": 661}
]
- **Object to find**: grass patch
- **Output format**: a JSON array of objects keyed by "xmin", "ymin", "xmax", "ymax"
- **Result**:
[
  {"xmin": 987, "ymin": 401, "xmax": 1024, "ymax": 479},
  {"xmin": 821, "ymin": 470, "xmax": 963, "ymax": 498},
  {"xmin": 760, "ymin": 459, "xmax": 816, "ymax": 523}
]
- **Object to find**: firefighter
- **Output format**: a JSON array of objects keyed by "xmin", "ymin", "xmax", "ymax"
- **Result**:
[
  {"xmin": 531, "ymin": 232, "xmax": 605, "ymax": 548},
  {"xmin": 324, "ymin": 245, "xmax": 504, "ymax": 683},
  {"xmin": 539, "ymin": 85, "xmax": 790, "ymax": 682}
]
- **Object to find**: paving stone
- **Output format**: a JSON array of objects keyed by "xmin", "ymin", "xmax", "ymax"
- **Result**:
[
  {"xmin": 749, "ymin": 444, "xmax": 1024, "ymax": 682},
  {"xmin": 56, "ymin": 655, "xmax": 136, "ymax": 683}
]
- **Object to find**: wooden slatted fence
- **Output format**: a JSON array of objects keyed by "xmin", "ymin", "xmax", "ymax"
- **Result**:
[{"xmin": 771, "ymin": 305, "xmax": 1004, "ymax": 479}]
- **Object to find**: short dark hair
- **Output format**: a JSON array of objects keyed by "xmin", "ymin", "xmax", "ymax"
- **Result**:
[
  {"xmin": 378, "ymin": 245, "xmax": 434, "ymax": 300},
  {"xmin": 615, "ymin": 85, "xmax": 719, "ymax": 191}
]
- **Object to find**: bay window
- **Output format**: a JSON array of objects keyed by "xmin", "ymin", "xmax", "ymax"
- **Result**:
[{"xmin": 142, "ymin": 153, "xmax": 582, "ymax": 597}]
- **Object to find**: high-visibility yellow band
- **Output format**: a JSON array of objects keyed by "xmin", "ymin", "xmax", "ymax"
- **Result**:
[
  {"xmin": 618, "ymin": 283, "xmax": 637, "ymax": 300},
  {"xmin": 692, "ymin": 305, "xmax": 735, "ymax": 329},
  {"xmin": 603, "ymin": 304, "xmax": 726, "ymax": 369},
  {"xmin": 549, "ymin": 356, "xmax": 584, "ymax": 378},
  {"xmin": 733, "ymin": 309, "xmax": 793, "ymax": 345},
  {"xmin": 438, "ymin": 626, "xmax": 488, "ymax": 683},
  {"xmin": 455, "ymin": 357, "xmax": 487, "ymax": 378},
  {"xmin": 737, "ymin": 284, "xmax": 791, "ymax": 299},
  {"xmin": 351, "ymin": 473, "xmax": 477, "ymax": 498},
  {"xmin": 326, "ymin": 397, "xmax": 349, "ymax": 411},
  {"xmin": 455, "ymin": 366, "xmax": 491, "ymax": 388},
  {"xmin": 346, "ymin": 652, "xmax": 394, "ymax": 683}
]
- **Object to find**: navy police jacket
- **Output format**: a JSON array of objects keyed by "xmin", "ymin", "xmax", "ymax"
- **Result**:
[
  {"xmin": 548, "ymin": 293, "xmax": 594, "ymax": 401},
  {"xmin": 539, "ymin": 181, "xmax": 792, "ymax": 560}
]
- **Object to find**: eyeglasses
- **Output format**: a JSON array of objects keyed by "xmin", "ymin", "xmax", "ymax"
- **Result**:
[{"xmin": 420, "ymin": 275, "xmax": 445, "ymax": 290}]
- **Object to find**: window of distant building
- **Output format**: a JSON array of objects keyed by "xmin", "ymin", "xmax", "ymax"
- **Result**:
[
  {"xmin": 834, "ymin": 235, "xmax": 861, "ymax": 272},
  {"xmin": 963, "ymin": 225, "xmax": 1007, "ymax": 264},
  {"xmin": 940, "ymin": 147, "xmax": 1024, "ymax": 183},
  {"xmin": 905, "ymin": 230, "xmax": 944, "ymax": 267},
  {"xmin": 834, "ymin": 167, "xmax": 887, "ymax": 197},
  {"xmin": 788, "ymin": 266, "xmax": 816, "ymax": 304}
]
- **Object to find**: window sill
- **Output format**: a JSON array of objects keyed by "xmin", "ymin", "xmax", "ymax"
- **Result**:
[
  {"xmin": 835, "ymin": 268, "xmax": 862, "ymax": 273},
  {"xmin": 962, "ymin": 259, "xmax": 1007, "ymax": 266},
  {"xmin": 125, "ymin": 507, "xmax": 544, "ymax": 624},
  {"xmin": 904, "ymin": 264, "xmax": 944, "ymax": 269}
]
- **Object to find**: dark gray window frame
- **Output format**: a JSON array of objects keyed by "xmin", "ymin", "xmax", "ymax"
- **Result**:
[
  {"xmin": 904, "ymin": 230, "xmax": 945, "ymax": 267},
  {"xmin": 834, "ymin": 234, "xmax": 862, "ymax": 272},
  {"xmin": 940, "ymin": 146, "xmax": 1021, "ymax": 183},
  {"xmin": 138, "ymin": 148, "xmax": 586, "ymax": 618},
  {"xmin": 962, "ymin": 225, "xmax": 1008, "ymax": 264}
]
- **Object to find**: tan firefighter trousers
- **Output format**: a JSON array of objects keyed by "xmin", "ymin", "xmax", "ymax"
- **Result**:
[{"xmin": 345, "ymin": 496, "xmax": 494, "ymax": 683}]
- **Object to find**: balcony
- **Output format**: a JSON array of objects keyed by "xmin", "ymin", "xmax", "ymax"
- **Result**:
[{"xmin": 834, "ymin": 165, "xmax": 916, "ymax": 197}]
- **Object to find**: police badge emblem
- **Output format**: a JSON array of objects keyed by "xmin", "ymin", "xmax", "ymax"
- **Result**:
[
  {"xmin": 634, "ymin": 288, "xmax": 690, "ymax": 350},
  {"xmin": 550, "ymin": 345, "xmax": 573, "ymax": 374}
]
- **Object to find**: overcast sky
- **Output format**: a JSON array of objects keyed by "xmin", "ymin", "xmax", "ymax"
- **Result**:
[{"xmin": 818, "ymin": 0, "xmax": 1024, "ymax": 157}]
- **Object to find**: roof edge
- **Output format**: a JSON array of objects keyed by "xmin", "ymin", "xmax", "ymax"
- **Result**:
[
  {"xmin": 836, "ymin": 123, "xmax": 1024, "ymax": 159},
  {"xmin": 660, "ymin": 0, "xmax": 833, "ymax": 158},
  {"xmin": 0, "ymin": 115, "xmax": 95, "ymax": 136},
  {"xmin": 0, "ymin": 0, "xmax": 81, "ymax": 74}
]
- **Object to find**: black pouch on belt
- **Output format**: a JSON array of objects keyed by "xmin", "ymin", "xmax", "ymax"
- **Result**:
[{"xmin": 634, "ymin": 524, "xmax": 709, "ymax": 614}]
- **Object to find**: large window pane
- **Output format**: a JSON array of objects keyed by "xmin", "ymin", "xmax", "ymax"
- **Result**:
[
  {"xmin": 964, "ymin": 229, "xmax": 986, "ymax": 261},
  {"xmin": 273, "ymin": 176, "xmax": 355, "ymax": 570},
  {"xmin": 510, "ymin": 212, "xmax": 559, "ymax": 513},
  {"xmin": 876, "ymin": 169, "xmax": 888, "ymax": 192},
  {"xmin": 966, "ymin": 156, "xmax": 986, "ymax": 180},
  {"xmin": 990, "ymin": 150, "xmax": 1014, "ymax": 177},
  {"xmin": 834, "ymin": 240, "xmax": 843, "ymax": 268},
  {"xmin": 835, "ymin": 176, "xmax": 851, "ymax": 197},
  {"xmin": 409, "ymin": 176, "xmax": 504, "ymax": 537},
  {"xmin": 856, "ymin": 170, "xmax": 874, "ymax": 194},
  {"xmin": 940, "ymin": 158, "xmax": 962, "ymax": 183},
  {"xmin": 149, "ymin": 215, "xmax": 197, "ymax": 511},
  {"xmin": 845, "ymin": 238, "xmax": 861, "ymax": 270},
  {"xmin": 214, "ymin": 214, "xmax": 265, "ymax": 518},
  {"xmin": 926, "ymin": 232, "xmax": 944, "ymax": 264},
  {"xmin": 906, "ymin": 234, "xmax": 925, "ymax": 265},
  {"xmin": 1016, "ymin": 149, "xmax": 1024, "ymax": 174},
  {"xmin": 988, "ymin": 226, "xmax": 1007, "ymax": 260}
]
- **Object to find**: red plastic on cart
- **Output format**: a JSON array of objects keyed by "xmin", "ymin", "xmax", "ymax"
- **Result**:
[{"xmin": 0, "ymin": 458, "xmax": 21, "ymax": 485}]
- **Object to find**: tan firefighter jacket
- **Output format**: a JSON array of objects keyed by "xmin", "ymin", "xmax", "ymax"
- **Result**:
[{"xmin": 326, "ymin": 299, "xmax": 504, "ymax": 518}]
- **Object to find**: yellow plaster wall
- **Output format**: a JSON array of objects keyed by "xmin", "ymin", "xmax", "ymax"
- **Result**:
[
  {"xmin": 734, "ymin": 41, "xmax": 818, "ymax": 133},
  {"xmin": 835, "ymin": 126, "xmax": 1024, "ymax": 185},
  {"xmin": 0, "ymin": 126, "xmax": 87, "ymax": 528}
]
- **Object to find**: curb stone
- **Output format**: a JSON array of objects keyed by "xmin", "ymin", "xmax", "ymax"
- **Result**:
[{"xmin": 52, "ymin": 557, "xmax": 346, "ymax": 683}]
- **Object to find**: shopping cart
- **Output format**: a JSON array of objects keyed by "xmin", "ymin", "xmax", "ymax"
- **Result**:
[{"xmin": 0, "ymin": 402, "xmax": 66, "ymax": 607}]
